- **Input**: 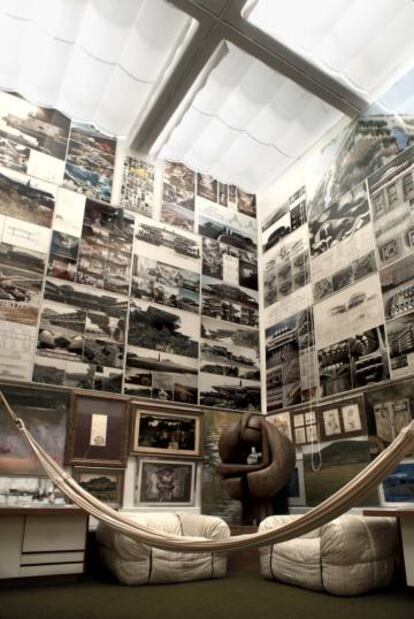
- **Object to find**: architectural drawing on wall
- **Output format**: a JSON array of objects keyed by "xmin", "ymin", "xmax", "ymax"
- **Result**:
[
  {"xmin": 201, "ymin": 275, "xmax": 259, "ymax": 327},
  {"xmin": 131, "ymin": 255, "xmax": 200, "ymax": 314},
  {"xmin": 265, "ymin": 306, "xmax": 317, "ymax": 411},
  {"xmin": 161, "ymin": 161, "xmax": 195, "ymax": 231},
  {"xmin": 386, "ymin": 310, "xmax": 414, "ymax": 377},
  {"xmin": 0, "ymin": 319, "xmax": 37, "ymax": 381},
  {"xmin": 368, "ymin": 145, "xmax": 414, "ymax": 268},
  {"xmin": 120, "ymin": 157, "xmax": 154, "ymax": 217},
  {"xmin": 199, "ymin": 373, "xmax": 260, "ymax": 411},
  {"xmin": 0, "ymin": 91, "xmax": 70, "ymax": 182},
  {"xmin": 197, "ymin": 173, "xmax": 217, "ymax": 203},
  {"xmin": 313, "ymin": 249, "xmax": 377, "ymax": 303},
  {"xmin": 318, "ymin": 326, "xmax": 389, "ymax": 397},
  {"xmin": 263, "ymin": 229, "xmax": 310, "ymax": 308},
  {"xmin": 0, "ymin": 242, "xmax": 45, "ymax": 326},
  {"xmin": 128, "ymin": 299, "xmax": 199, "ymax": 360},
  {"xmin": 48, "ymin": 197, "xmax": 135, "ymax": 295},
  {"xmin": 124, "ymin": 346, "xmax": 198, "ymax": 404},
  {"xmin": 63, "ymin": 122, "xmax": 116, "ymax": 203},
  {"xmin": 202, "ymin": 237, "xmax": 258, "ymax": 291},
  {"xmin": 309, "ymin": 182, "xmax": 370, "ymax": 258},
  {"xmin": 200, "ymin": 316, "xmax": 260, "ymax": 382},
  {"xmin": 380, "ymin": 254, "xmax": 414, "ymax": 321},
  {"xmin": 135, "ymin": 218, "xmax": 200, "ymax": 271},
  {"xmin": 237, "ymin": 189, "xmax": 256, "ymax": 218},
  {"xmin": 262, "ymin": 185, "xmax": 306, "ymax": 253},
  {"xmin": 198, "ymin": 201, "xmax": 257, "ymax": 253},
  {"xmin": 0, "ymin": 168, "xmax": 55, "ymax": 228},
  {"xmin": 33, "ymin": 277, "xmax": 128, "ymax": 392}
]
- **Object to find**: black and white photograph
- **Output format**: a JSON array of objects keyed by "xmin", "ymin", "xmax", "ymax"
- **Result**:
[
  {"xmin": 313, "ymin": 274, "xmax": 384, "ymax": 350},
  {"xmin": 318, "ymin": 325, "xmax": 390, "ymax": 397},
  {"xmin": 0, "ymin": 242, "xmax": 45, "ymax": 326},
  {"xmin": 32, "ymin": 355, "xmax": 95, "ymax": 390},
  {"xmin": 200, "ymin": 333, "xmax": 260, "ymax": 381},
  {"xmin": 199, "ymin": 373, "xmax": 261, "ymax": 411},
  {"xmin": 131, "ymin": 255, "xmax": 200, "ymax": 314},
  {"xmin": 380, "ymin": 253, "xmax": 414, "ymax": 321},
  {"xmin": 0, "ymin": 91, "xmax": 71, "ymax": 161},
  {"xmin": 64, "ymin": 122, "xmax": 116, "ymax": 203},
  {"xmin": 218, "ymin": 182, "xmax": 228, "ymax": 207},
  {"xmin": 201, "ymin": 274, "xmax": 259, "ymax": 327},
  {"xmin": 120, "ymin": 157, "xmax": 154, "ymax": 217},
  {"xmin": 198, "ymin": 203, "xmax": 257, "ymax": 253},
  {"xmin": 53, "ymin": 187, "xmax": 86, "ymax": 238},
  {"xmin": 135, "ymin": 218, "xmax": 200, "ymax": 271},
  {"xmin": 0, "ymin": 137, "xmax": 30, "ymax": 173},
  {"xmin": 128, "ymin": 299, "xmax": 199, "ymax": 359},
  {"xmin": 313, "ymin": 249, "xmax": 377, "ymax": 303},
  {"xmin": 0, "ymin": 477, "xmax": 65, "ymax": 506},
  {"xmin": 262, "ymin": 185, "xmax": 307, "ymax": 253},
  {"xmin": 386, "ymin": 310, "xmax": 414, "ymax": 377},
  {"xmin": 201, "ymin": 316, "xmax": 259, "ymax": 352},
  {"xmin": 93, "ymin": 365, "xmax": 123, "ymax": 393},
  {"xmin": 264, "ymin": 245, "xmax": 310, "ymax": 308},
  {"xmin": 309, "ymin": 182, "xmax": 370, "ymax": 257},
  {"xmin": 197, "ymin": 172, "xmax": 217, "ymax": 202},
  {"xmin": 237, "ymin": 188, "xmax": 256, "ymax": 218},
  {"xmin": 368, "ymin": 146, "xmax": 414, "ymax": 268},
  {"xmin": 202, "ymin": 236, "xmax": 258, "ymax": 290},
  {"xmin": 37, "ymin": 301, "xmax": 86, "ymax": 362},
  {"xmin": 0, "ymin": 168, "xmax": 55, "ymax": 228},
  {"xmin": 161, "ymin": 161, "xmax": 195, "ymax": 231},
  {"xmin": 0, "ymin": 319, "xmax": 37, "ymax": 381}
]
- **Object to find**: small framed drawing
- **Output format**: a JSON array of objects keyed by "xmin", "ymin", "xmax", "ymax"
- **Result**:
[
  {"xmin": 134, "ymin": 458, "xmax": 196, "ymax": 506},
  {"xmin": 65, "ymin": 391, "xmax": 130, "ymax": 467},
  {"xmin": 131, "ymin": 402, "xmax": 203, "ymax": 458},
  {"xmin": 74, "ymin": 467, "xmax": 124, "ymax": 508}
]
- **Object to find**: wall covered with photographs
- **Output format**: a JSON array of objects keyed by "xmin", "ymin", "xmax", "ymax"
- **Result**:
[
  {"xmin": 261, "ymin": 68, "xmax": 414, "ymax": 507},
  {"xmin": 0, "ymin": 91, "xmax": 261, "ymax": 414}
]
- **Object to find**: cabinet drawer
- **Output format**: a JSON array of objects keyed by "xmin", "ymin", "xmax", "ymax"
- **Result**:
[
  {"xmin": 21, "ymin": 551, "xmax": 85, "ymax": 566},
  {"xmin": 20, "ymin": 563, "xmax": 84, "ymax": 578},
  {"xmin": 23, "ymin": 514, "xmax": 87, "ymax": 552}
]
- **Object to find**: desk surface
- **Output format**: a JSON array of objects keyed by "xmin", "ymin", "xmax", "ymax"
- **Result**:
[{"xmin": 363, "ymin": 508, "xmax": 414, "ymax": 518}]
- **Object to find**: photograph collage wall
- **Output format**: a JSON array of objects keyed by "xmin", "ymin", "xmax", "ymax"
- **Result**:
[
  {"xmin": 0, "ymin": 91, "xmax": 260, "ymax": 413},
  {"xmin": 263, "ymin": 69, "xmax": 414, "ymax": 506}
]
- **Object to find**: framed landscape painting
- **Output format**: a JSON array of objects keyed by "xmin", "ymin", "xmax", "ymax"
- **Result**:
[
  {"xmin": 65, "ymin": 391, "xmax": 130, "ymax": 467},
  {"xmin": 134, "ymin": 458, "xmax": 196, "ymax": 506},
  {"xmin": 131, "ymin": 402, "xmax": 203, "ymax": 458},
  {"xmin": 74, "ymin": 467, "xmax": 124, "ymax": 508}
]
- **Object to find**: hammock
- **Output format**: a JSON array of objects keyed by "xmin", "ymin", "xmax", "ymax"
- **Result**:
[{"xmin": 1, "ymin": 389, "xmax": 413, "ymax": 553}]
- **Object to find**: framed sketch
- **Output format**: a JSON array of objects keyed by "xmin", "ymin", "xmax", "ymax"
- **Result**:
[
  {"xmin": 318, "ymin": 396, "xmax": 366, "ymax": 441},
  {"xmin": 73, "ymin": 467, "xmax": 124, "ymax": 508},
  {"xmin": 341, "ymin": 403, "xmax": 362, "ymax": 433},
  {"xmin": 134, "ymin": 458, "xmax": 196, "ymax": 506},
  {"xmin": 65, "ymin": 391, "xmax": 130, "ymax": 467},
  {"xmin": 322, "ymin": 408, "xmax": 341, "ymax": 437},
  {"xmin": 131, "ymin": 402, "xmax": 203, "ymax": 458},
  {"xmin": 266, "ymin": 411, "xmax": 293, "ymax": 442}
]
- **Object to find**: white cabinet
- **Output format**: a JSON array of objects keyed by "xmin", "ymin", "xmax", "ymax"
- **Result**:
[{"xmin": 0, "ymin": 507, "xmax": 88, "ymax": 580}]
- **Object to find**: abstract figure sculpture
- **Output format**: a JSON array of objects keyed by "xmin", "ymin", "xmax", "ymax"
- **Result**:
[{"xmin": 216, "ymin": 413, "xmax": 296, "ymax": 525}]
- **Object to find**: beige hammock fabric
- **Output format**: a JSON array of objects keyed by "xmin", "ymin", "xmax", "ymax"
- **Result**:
[{"xmin": 1, "ymin": 389, "xmax": 413, "ymax": 553}]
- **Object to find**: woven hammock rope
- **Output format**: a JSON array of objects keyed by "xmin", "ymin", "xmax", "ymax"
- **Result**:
[{"xmin": 1, "ymin": 389, "xmax": 413, "ymax": 553}]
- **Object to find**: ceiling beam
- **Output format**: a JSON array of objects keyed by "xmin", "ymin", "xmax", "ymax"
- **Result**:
[{"xmin": 130, "ymin": 0, "xmax": 368, "ymax": 152}]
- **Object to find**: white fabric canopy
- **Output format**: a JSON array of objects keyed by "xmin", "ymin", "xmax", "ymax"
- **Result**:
[
  {"xmin": 0, "ymin": 0, "xmax": 194, "ymax": 136},
  {"xmin": 157, "ymin": 43, "xmax": 343, "ymax": 193},
  {"xmin": 245, "ymin": 0, "xmax": 414, "ymax": 102}
]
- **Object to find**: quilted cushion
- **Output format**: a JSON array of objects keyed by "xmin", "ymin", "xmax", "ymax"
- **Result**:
[{"xmin": 96, "ymin": 512, "xmax": 230, "ymax": 585}]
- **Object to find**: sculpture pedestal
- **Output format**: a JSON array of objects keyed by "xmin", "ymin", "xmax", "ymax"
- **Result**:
[{"xmin": 227, "ymin": 525, "xmax": 259, "ymax": 573}]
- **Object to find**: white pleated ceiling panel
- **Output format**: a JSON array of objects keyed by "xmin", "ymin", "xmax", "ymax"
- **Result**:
[
  {"xmin": 0, "ymin": 0, "xmax": 195, "ymax": 136},
  {"xmin": 157, "ymin": 43, "xmax": 342, "ymax": 193},
  {"xmin": 245, "ymin": 0, "xmax": 414, "ymax": 102}
]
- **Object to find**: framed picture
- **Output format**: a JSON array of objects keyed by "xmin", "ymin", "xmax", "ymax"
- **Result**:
[
  {"xmin": 379, "ymin": 459, "xmax": 414, "ymax": 505},
  {"xmin": 65, "ymin": 391, "xmax": 130, "ymax": 467},
  {"xmin": 73, "ymin": 467, "xmax": 124, "ymax": 508},
  {"xmin": 134, "ymin": 458, "xmax": 196, "ymax": 506},
  {"xmin": 131, "ymin": 402, "xmax": 203, "ymax": 458},
  {"xmin": 266, "ymin": 411, "xmax": 293, "ymax": 442},
  {"xmin": 0, "ymin": 384, "xmax": 68, "ymax": 476},
  {"xmin": 318, "ymin": 396, "xmax": 366, "ymax": 441}
]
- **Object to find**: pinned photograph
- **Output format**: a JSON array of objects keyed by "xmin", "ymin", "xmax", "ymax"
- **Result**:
[
  {"xmin": 0, "ymin": 168, "xmax": 55, "ymax": 228},
  {"xmin": 63, "ymin": 122, "xmax": 116, "ymax": 203},
  {"xmin": 120, "ymin": 157, "xmax": 154, "ymax": 217},
  {"xmin": 197, "ymin": 173, "xmax": 217, "ymax": 202},
  {"xmin": 161, "ymin": 161, "xmax": 195, "ymax": 231}
]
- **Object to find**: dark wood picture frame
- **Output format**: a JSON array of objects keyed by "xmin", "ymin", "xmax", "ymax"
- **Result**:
[
  {"xmin": 134, "ymin": 458, "xmax": 196, "ymax": 506},
  {"xmin": 318, "ymin": 394, "xmax": 366, "ymax": 442},
  {"xmin": 65, "ymin": 391, "xmax": 130, "ymax": 467},
  {"xmin": 130, "ymin": 401, "xmax": 203, "ymax": 459}
]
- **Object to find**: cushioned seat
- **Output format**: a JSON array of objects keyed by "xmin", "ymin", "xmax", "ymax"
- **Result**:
[
  {"xmin": 96, "ymin": 512, "xmax": 230, "ymax": 585},
  {"xmin": 259, "ymin": 514, "xmax": 397, "ymax": 595}
]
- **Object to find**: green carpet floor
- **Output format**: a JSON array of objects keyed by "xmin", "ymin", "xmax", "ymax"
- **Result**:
[{"xmin": 0, "ymin": 571, "xmax": 413, "ymax": 619}]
